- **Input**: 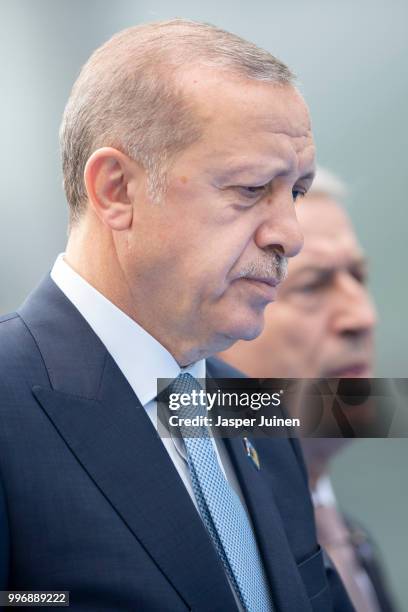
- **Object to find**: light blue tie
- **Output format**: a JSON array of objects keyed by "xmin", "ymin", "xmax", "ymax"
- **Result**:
[{"xmin": 169, "ymin": 373, "xmax": 274, "ymax": 612}]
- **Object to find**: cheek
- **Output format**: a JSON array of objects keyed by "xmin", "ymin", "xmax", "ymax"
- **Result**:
[
  {"xmin": 278, "ymin": 305, "xmax": 305, "ymax": 338},
  {"xmin": 193, "ymin": 238, "xmax": 255, "ymax": 297},
  {"xmin": 278, "ymin": 306, "xmax": 325, "ymax": 352},
  {"xmin": 263, "ymin": 308, "xmax": 299, "ymax": 350}
]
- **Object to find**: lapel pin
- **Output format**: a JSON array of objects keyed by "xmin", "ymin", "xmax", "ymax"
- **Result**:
[{"xmin": 243, "ymin": 437, "xmax": 260, "ymax": 470}]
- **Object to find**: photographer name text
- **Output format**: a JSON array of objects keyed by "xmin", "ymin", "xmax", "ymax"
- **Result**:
[{"xmin": 168, "ymin": 414, "xmax": 300, "ymax": 429}]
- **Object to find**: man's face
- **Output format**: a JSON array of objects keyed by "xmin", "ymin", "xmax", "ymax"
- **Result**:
[
  {"xmin": 246, "ymin": 195, "xmax": 377, "ymax": 377},
  {"xmin": 124, "ymin": 71, "xmax": 315, "ymax": 363}
]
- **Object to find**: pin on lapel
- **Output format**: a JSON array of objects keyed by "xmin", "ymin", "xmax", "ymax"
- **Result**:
[{"xmin": 243, "ymin": 437, "xmax": 260, "ymax": 470}]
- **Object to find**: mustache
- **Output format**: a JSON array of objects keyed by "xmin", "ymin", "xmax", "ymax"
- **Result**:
[{"xmin": 237, "ymin": 253, "xmax": 288, "ymax": 284}]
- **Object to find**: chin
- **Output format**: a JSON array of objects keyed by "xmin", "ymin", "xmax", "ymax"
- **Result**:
[{"xmin": 221, "ymin": 310, "xmax": 265, "ymax": 343}]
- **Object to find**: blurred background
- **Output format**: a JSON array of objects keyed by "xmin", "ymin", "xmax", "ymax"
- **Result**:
[{"xmin": 1, "ymin": 0, "xmax": 407, "ymax": 608}]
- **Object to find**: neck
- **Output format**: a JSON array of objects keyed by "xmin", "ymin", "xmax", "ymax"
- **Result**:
[
  {"xmin": 65, "ymin": 219, "xmax": 213, "ymax": 367},
  {"xmin": 301, "ymin": 438, "xmax": 351, "ymax": 491},
  {"xmin": 65, "ymin": 219, "xmax": 131, "ymax": 316}
]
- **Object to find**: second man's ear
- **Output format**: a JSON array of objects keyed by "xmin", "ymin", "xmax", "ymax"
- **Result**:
[{"xmin": 84, "ymin": 147, "xmax": 140, "ymax": 231}]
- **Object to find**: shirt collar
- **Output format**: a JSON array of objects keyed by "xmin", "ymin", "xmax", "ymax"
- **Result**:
[
  {"xmin": 311, "ymin": 475, "xmax": 337, "ymax": 508},
  {"xmin": 50, "ymin": 253, "xmax": 206, "ymax": 407}
]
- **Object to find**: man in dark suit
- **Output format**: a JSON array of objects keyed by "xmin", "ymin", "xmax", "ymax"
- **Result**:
[{"xmin": 0, "ymin": 19, "xmax": 353, "ymax": 611}]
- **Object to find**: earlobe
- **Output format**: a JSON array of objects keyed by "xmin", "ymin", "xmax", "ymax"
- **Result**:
[{"xmin": 84, "ymin": 147, "xmax": 134, "ymax": 231}]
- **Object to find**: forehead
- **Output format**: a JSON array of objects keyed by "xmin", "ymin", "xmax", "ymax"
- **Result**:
[
  {"xmin": 290, "ymin": 196, "xmax": 363, "ymax": 271},
  {"xmin": 179, "ymin": 66, "xmax": 315, "ymax": 178}
]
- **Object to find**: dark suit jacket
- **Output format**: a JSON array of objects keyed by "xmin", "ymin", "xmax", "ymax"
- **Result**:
[
  {"xmin": 0, "ymin": 275, "xmax": 354, "ymax": 611},
  {"xmin": 343, "ymin": 515, "xmax": 397, "ymax": 612}
]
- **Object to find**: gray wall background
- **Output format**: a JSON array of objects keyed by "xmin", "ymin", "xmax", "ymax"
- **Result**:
[{"xmin": 1, "ymin": 0, "xmax": 407, "ymax": 608}]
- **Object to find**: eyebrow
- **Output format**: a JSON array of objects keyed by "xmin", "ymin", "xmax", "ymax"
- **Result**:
[
  {"xmin": 290, "ymin": 256, "xmax": 368, "ymax": 281},
  {"xmin": 300, "ymin": 171, "xmax": 316, "ymax": 184},
  {"xmin": 218, "ymin": 164, "xmax": 315, "ymax": 184}
]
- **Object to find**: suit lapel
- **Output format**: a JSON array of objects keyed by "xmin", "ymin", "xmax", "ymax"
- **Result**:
[
  {"xmin": 19, "ymin": 276, "xmax": 237, "ymax": 611},
  {"xmin": 205, "ymin": 364, "xmax": 312, "ymax": 611},
  {"xmin": 224, "ymin": 437, "xmax": 312, "ymax": 611}
]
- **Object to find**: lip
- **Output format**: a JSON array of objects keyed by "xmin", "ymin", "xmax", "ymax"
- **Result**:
[
  {"xmin": 325, "ymin": 363, "xmax": 372, "ymax": 378},
  {"xmin": 241, "ymin": 277, "xmax": 278, "ymax": 301},
  {"xmin": 245, "ymin": 276, "xmax": 279, "ymax": 288}
]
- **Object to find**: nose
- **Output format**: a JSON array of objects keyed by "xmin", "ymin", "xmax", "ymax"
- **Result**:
[
  {"xmin": 332, "ymin": 272, "xmax": 378, "ymax": 338},
  {"xmin": 254, "ymin": 193, "xmax": 304, "ymax": 258}
]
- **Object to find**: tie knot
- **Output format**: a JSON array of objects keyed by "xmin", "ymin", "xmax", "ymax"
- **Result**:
[
  {"xmin": 170, "ymin": 373, "xmax": 207, "ymax": 417},
  {"xmin": 156, "ymin": 373, "xmax": 208, "ymax": 438},
  {"xmin": 156, "ymin": 372, "xmax": 199, "ymax": 402},
  {"xmin": 171, "ymin": 372, "xmax": 202, "ymax": 396}
]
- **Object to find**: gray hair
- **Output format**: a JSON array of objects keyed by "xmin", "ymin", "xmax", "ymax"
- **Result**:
[
  {"xmin": 59, "ymin": 18, "xmax": 295, "ymax": 227},
  {"xmin": 308, "ymin": 166, "xmax": 348, "ymax": 202}
]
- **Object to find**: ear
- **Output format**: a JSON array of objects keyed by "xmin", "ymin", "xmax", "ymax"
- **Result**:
[{"xmin": 84, "ymin": 147, "xmax": 142, "ymax": 231}]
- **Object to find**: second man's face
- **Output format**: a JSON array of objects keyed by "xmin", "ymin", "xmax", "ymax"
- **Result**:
[{"xmin": 258, "ymin": 196, "xmax": 377, "ymax": 378}]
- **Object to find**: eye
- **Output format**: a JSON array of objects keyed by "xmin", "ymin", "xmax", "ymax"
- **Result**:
[
  {"xmin": 292, "ymin": 189, "xmax": 306, "ymax": 202},
  {"xmin": 351, "ymin": 267, "xmax": 368, "ymax": 285},
  {"xmin": 296, "ymin": 280, "xmax": 326, "ymax": 294},
  {"xmin": 236, "ymin": 184, "xmax": 268, "ymax": 199},
  {"xmin": 295, "ymin": 271, "xmax": 333, "ymax": 294}
]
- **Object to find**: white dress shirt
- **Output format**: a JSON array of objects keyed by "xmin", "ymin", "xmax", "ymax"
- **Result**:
[{"xmin": 50, "ymin": 253, "xmax": 249, "ymax": 512}]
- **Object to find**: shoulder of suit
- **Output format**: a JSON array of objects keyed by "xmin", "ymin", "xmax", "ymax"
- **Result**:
[
  {"xmin": 0, "ymin": 312, "xmax": 39, "ymax": 391},
  {"xmin": 0, "ymin": 312, "xmax": 19, "ymax": 325},
  {"xmin": 206, "ymin": 356, "xmax": 247, "ymax": 378},
  {"xmin": 0, "ymin": 312, "xmax": 26, "ymax": 349},
  {"xmin": 0, "ymin": 312, "xmax": 30, "ymax": 350}
]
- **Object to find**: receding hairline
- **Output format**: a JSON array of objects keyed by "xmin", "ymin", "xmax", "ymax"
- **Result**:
[
  {"xmin": 96, "ymin": 18, "xmax": 296, "ymax": 77},
  {"xmin": 60, "ymin": 18, "xmax": 297, "ymax": 228}
]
